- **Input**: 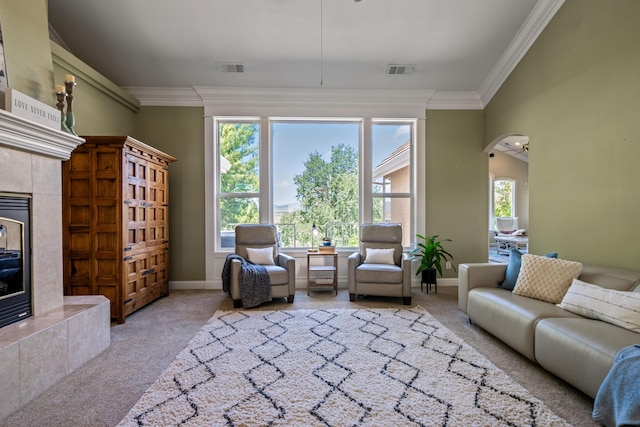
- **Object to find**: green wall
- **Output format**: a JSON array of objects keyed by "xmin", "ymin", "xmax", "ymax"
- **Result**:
[
  {"xmin": 51, "ymin": 43, "xmax": 139, "ymax": 136},
  {"xmin": 0, "ymin": 0, "xmax": 138, "ymax": 135},
  {"xmin": 0, "ymin": 0, "xmax": 54, "ymax": 104},
  {"xmin": 426, "ymin": 110, "xmax": 488, "ymax": 276},
  {"xmin": 484, "ymin": 0, "xmax": 640, "ymax": 269},
  {"xmin": 135, "ymin": 107, "xmax": 206, "ymax": 281}
]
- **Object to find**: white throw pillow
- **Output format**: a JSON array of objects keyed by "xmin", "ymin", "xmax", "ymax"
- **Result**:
[
  {"xmin": 246, "ymin": 247, "xmax": 275, "ymax": 265},
  {"xmin": 512, "ymin": 254, "xmax": 583, "ymax": 304},
  {"xmin": 363, "ymin": 248, "xmax": 395, "ymax": 265},
  {"xmin": 558, "ymin": 279, "xmax": 640, "ymax": 332}
]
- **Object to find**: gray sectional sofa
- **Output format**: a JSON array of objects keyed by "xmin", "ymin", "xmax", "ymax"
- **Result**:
[{"xmin": 458, "ymin": 261, "xmax": 640, "ymax": 399}]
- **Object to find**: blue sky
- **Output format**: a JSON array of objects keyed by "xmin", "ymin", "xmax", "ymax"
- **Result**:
[{"xmin": 272, "ymin": 122, "xmax": 410, "ymax": 205}]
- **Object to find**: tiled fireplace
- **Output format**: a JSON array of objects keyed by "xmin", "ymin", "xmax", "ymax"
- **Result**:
[{"xmin": 0, "ymin": 109, "xmax": 110, "ymax": 419}]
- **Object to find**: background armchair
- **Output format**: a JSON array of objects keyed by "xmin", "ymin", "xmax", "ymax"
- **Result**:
[
  {"xmin": 230, "ymin": 224, "xmax": 295, "ymax": 308},
  {"xmin": 348, "ymin": 223, "xmax": 412, "ymax": 305},
  {"xmin": 495, "ymin": 217, "xmax": 525, "ymax": 236}
]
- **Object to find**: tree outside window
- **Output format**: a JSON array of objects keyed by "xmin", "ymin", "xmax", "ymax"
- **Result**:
[
  {"xmin": 273, "ymin": 122, "xmax": 360, "ymax": 248},
  {"xmin": 219, "ymin": 122, "xmax": 260, "ymax": 247}
]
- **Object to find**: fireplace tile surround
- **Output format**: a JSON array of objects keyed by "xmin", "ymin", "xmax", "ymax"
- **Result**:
[{"xmin": 0, "ymin": 109, "xmax": 110, "ymax": 419}]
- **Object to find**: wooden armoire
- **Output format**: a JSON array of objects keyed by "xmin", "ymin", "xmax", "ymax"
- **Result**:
[{"xmin": 62, "ymin": 136, "xmax": 176, "ymax": 323}]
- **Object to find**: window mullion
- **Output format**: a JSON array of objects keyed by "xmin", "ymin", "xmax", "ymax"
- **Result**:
[
  {"xmin": 361, "ymin": 118, "xmax": 372, "ymax": 224},
  {"xmin": 260, "ymin": 117, "xmax": 271, "ymax": 223}
]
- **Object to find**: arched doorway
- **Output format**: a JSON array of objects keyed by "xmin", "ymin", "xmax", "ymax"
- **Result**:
[{"xmin": 485, "ymin": 134, "xmax": 529, "ymax": 262}]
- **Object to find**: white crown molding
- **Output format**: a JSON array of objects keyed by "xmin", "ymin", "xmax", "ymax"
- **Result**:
[
  {"xmin": 478, "ymin": 0, "xmax": 565, "ymax": 106},
  {"xmin": 123, "ymin": 85, "xmax": 489, "ymax": 113},
  {"xmin": 194, "ymin": 86, "xmax": 434, "ymax": 118},
  {"xmin": 427, "ymin": 91, "xmax": 484, "ymax": 110},
  {"xmin": 122, "ymin": 87, "xmax": 203, "ymax": 107}
]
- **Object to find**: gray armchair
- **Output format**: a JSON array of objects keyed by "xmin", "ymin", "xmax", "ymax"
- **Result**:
[
  {"xmin": 348, "ymin": 223, "xmax": 412, "ymax": 305},
  {"xmin": 230, "ymin": 224, "xmax": 295, "ymax": 308}
]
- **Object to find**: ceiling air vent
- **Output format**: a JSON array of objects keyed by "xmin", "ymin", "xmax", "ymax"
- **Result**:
[
  {"xmin": 216, "ymin": 63, "xmax": 245, "ymax": 73},
  {"xmin": 386, "ymin": 64, "xmax": 415, "ymax": 75}
]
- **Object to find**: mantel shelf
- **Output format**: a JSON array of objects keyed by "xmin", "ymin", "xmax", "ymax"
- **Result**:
[{"xmin": 0, "ymin": 109, "xmax": 84, "ymax": 160}]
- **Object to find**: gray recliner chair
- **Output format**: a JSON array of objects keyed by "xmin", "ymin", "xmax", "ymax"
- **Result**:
[
  {"xmin": 348, "ymin": 223, "xmax": 412, "ymax": 305},
  {"xmin": 230, "ymin": 224, "xmax": 295, "ymax": 308}
]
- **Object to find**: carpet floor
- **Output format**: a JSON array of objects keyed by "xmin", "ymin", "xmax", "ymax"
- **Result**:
[
  {"xmin": 117, "ymin": 307, "xmax": 571, "ymax": 427},
  {"xmin": 0, "ymin": 287, "xmax": 598, "ymax": 427}
]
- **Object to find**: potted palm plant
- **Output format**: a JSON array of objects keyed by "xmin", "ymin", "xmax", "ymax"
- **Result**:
[{"xmin": 409, "ymin": 234, "xmax": 455, "ymax": 292}]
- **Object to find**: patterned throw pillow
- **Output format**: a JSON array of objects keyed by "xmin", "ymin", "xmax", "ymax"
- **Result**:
[
  {"xmin": 558, "ymin": 279, "xmax": 640, "ymax": 332},
  {"xmin": 500, "ymin": 249, "xmax": 558, "ymax": 291},
  {"xmin": 513, "ymin": 254, "xmax": 583, "ymax": 304}
]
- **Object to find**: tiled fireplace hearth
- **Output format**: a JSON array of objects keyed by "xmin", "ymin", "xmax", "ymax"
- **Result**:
[{"xmin": 0, "ymin": 109, "xmax": 110, "ymax": 419}]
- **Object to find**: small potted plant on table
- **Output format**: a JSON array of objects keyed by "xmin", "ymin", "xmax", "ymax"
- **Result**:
[{"xmin": 409, "ymin": 234, "xmax": 455, "ymax": 293}]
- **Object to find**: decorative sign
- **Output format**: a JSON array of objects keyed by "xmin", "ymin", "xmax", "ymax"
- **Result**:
[{"xmin": 5, "ymin": 88, "xmax": 60, "ymax": 130}]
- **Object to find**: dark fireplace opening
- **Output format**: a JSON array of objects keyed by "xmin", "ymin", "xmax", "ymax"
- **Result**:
[{"xmin": 0, "ymin": 194, "xmax": 31, "ymax": 328}]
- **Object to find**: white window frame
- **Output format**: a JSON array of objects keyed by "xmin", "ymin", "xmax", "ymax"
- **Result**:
[{"xmin": 370, "ymin": 119, "xmax": 414, "ymax": 233}]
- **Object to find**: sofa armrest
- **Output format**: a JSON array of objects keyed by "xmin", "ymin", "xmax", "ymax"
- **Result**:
[
  {"xmin": 347, "ymin": 252, "xmax": 362, "ymax": 292},
  {"xmin": 458, "ymin": 263, "xmax": 507, "ymax": 313},
  {"xmin": 229, "ymin": 258, "xmax": 242, "ymax": 299},
  {"xmin": 277, "ymin": 253, "xmax": 296, "ymax": 294}
]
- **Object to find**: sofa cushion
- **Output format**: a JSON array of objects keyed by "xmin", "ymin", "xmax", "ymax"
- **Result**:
[
  {"xmin": 558, "ymin": 278, "xmax": 640, "ymax": 332},
  {"xmin": 535, "ymin": 317, "xmax": 640, "ymax": 399},
  {"xmin": 356, "ymin": 263, "xmax": 403, "ymax": 283},
  {"xmin": 363, "ymin": 248, "xmax": 395, "ymax": 265},
  {"xmin": 467, "ymin": 287, "xmax": 580, "ymax": 361},
  {"xmin": 513, "ymin": 254, "xmax": 582, "ymax": 304},
  {"xmin": 262, "ymin": 265, "xmax": 289, "ymax": 285},
  {"xmin": 578, "ymin": 264, "xmax": 640, "ymax": 291},
  {"xmin": 501, "ymin": 249, "xmax": 557, "ymax": 291}
]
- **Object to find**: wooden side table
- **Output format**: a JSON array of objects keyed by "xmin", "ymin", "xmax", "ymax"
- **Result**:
[{"xmin": 307, "ymin": 251, "xmax": 338, "ymax": 295}]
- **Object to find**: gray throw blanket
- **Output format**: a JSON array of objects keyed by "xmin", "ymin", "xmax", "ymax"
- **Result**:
[
  {"xmin": 593, "ymin": 344, "xmax": 640, "ymax": 427},
  {"xmin": 221, "ymin": 254, "xmax": 271, "ymax": 308}
]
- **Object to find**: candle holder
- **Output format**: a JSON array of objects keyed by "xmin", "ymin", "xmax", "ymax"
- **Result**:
[
  {"xmin": 55, "ymin": 91, "xmax": 71, "ymax": 133},
  {"xmin": 64, "ymin": 80, "xmax": 78, "ymax": 136}
]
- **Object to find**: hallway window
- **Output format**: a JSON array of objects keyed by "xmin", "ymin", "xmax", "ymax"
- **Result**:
[{"xmin": 493, "ymin": 178, "xmax": 516, "ymax": 223}]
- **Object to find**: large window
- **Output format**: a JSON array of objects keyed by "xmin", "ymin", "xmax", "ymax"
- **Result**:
[
  {"xmin": 218, "ymin": 120, "xmax": 260, "ymax": 247},
  {"xmin": 372, "ymin": 122, "xmax": 412, "ymax": 245},
  {"xmin": 272, "ymin": 121, "xmax": 360, "ymax": 247},
  {"xmin": 214, "ymin": 117, "xmax": 416, "ymax": 249}
]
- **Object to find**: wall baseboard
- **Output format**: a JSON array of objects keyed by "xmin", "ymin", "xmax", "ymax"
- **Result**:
[
  {"xmin": 169, "ymin": 277, "xmax": 459, "ymax": 291},
  {"xmin": 169, "ymin": 281, "xmax": 218, "ymax": 290}
]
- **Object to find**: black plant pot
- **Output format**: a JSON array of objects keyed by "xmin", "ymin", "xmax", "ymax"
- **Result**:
[{"xmin": 421, "ymin": 269, "xmax": 437, "ymax": 293}]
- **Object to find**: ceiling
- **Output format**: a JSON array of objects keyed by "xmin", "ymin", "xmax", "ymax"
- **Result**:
[
  {"xmin": 47, "ymin": 0, "xmax": 562, "ymax": 107},
  {"xmin": 489, "ymin": 134, "xmax": 529, "ymax": 163}
]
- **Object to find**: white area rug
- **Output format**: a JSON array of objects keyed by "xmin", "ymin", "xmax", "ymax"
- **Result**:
[{"xmin": 117, "ymin": 307, "xmax": 570, "ymax": 426}]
